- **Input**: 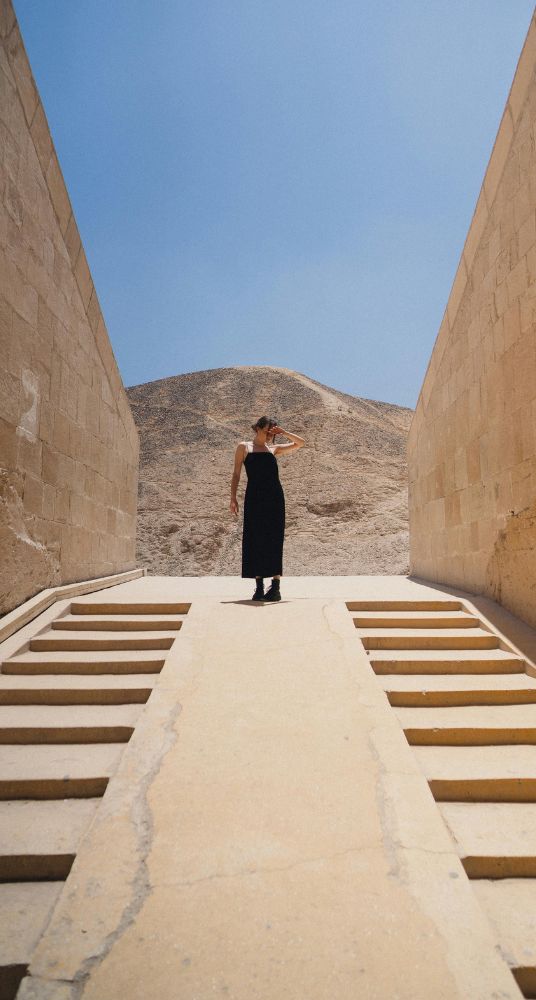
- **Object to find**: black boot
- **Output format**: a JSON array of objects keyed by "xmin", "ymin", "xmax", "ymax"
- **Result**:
[
  {"xmin": 252, "ymin": 577, "xmax": 264, "ymax": 601},
  {"xmin": 263, "ymin": 578, "xmax": 281, "ymax": 602}
]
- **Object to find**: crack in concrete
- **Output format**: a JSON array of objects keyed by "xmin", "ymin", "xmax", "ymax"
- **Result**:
[
  {"xmin": 58, "ymin": 695, "xmax": 185, "ymax": 996},
  {"xmin": 320, "ymin": 601, "xmax": 343, "ymax": 643},
  {"xmin": 160, "ymin": 843, "xmax": 383, "ymax": 889},
  {"xmin": 156, "ymin": 839, "xmax": 459, "ymax": 892},
  {"xmin": 366, "ymin": 725, "xmax": 404, "ymax": 881}
]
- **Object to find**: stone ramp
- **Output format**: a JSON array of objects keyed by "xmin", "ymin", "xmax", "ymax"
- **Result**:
[{"xmin": 12, "ymin": 576, "xmax": 530, "ymax": 1000}]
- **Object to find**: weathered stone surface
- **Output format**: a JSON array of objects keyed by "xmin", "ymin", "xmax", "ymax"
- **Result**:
[
  {"xmin": 0, "ymin": 2, "xmax": 138, "ymax": 613},
  {"xmin": 0, "ymin": 881, "xmax": 63, "ymax": 963},
  {"xmin": 408, "ymin": 12, "xmax": 536, "ymax": 629},
  {"xmin": 128, "ymin": 365, "xmax": 412, "ymax": 576},
  {"xmin": 18, "ymin": 574, "xmax": 523, "ymax": 1000}
]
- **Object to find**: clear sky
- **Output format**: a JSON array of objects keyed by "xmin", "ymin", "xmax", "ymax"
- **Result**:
[{"xmin": 14, "ymin": 1, "xmax": 535, "ymax": 408}]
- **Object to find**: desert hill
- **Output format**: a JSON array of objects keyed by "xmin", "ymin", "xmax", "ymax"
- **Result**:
[{"xmin": 127, "ymin": 366, "xmax": 413, "ymax": 576}]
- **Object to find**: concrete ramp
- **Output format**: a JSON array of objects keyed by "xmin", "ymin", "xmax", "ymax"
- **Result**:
[{"xmin": 6, "ymin": 576, "xmax": 535, "ymax": 999}]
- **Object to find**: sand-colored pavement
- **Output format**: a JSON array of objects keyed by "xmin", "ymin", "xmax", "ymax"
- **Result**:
[{"xmin": 12, "ymin": 576, "xmax": 528, "ymax": 999}]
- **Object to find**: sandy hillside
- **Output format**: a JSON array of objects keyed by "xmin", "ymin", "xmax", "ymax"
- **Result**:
[{"xmin": 127, "ymin": 366, "xmax": 413, "ymax": 576}]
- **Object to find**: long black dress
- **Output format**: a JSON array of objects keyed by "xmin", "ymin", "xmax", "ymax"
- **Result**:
[{"xmin": 241, "ymin": 446, "xmax": 285, "ymax": 578}]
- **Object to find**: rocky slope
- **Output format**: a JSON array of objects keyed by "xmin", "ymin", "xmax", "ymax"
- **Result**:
[{"xmin": 127, "ymin": 366, "xmax": 413, "ymax": 576}]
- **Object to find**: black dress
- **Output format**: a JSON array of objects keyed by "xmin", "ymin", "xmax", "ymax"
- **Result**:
[{"xmin": 241, "ymin": 446, "xmax": 285, "ymax": 578}]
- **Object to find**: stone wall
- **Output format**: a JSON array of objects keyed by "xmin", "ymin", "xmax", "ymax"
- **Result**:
[
  {"xmin": 408, "ymin": 13, "xmax": 536, "ymax": 628},
  {"xmin": 0, "ymin": 0, "xmax": 139, "ymax": 613}
]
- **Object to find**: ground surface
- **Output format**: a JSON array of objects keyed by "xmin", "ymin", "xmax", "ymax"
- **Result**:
[{"xmin": 15, "ymin": 573, "xmax": 531, "ymax": 1000}]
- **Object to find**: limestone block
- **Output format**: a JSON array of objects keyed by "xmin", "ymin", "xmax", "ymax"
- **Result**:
[
  {"xmin": 0, "ymin": 365, "xmax": 20, "ymax": 425},
  {"xmin": 511, "ymin": 459, "xmax": 533, "ymax": 510},
  {"xmin": 506, "ymin": 256, "xmax": 529, "ymax": 305},
  {"xmin": 95, "ymin": 319, "xmax": 122, "ymax": 402},
  {"xmin": 73, "ymin": 246, "xmax": 92, "ymax": 311},
  {"xmin": 118, "ymin": 488, "xmax": 137, "ymax": 517},
  {"xmin": 22, "ymin": 472, "xmax": 42, "ymax": 516},
  {"xmin": 59, "ymin": 362, "xmax": 78, "ymax": 422},
  {"xmin": 18, "ymin": 433, "xmax": 41, "ymax": 478},
  {"xmin": 45, "ymin": 152, "xmax": 70, "ymax": 237},
  {"xmin": 0, "ymin": 415, "xmax": 18, "ymax": 475},
  {"xmin": 107, "ymin": 507, "xmax": 118, "ymax": 535},
  {"xmin": 518, "ymin": 209, "xmax": 536, "ymax": 258},
  {"xmin": 52, "ymin": 248, "xmax": 72, "ymax": 296},
  {"xmin": 52, "ymin": 409, "xmax": 71, "ymax": 456},
  {"xmin": 0, "ymin": 250, "xmax": 38, "ymax": 327},
  {"xmin": 5, "ymin": 22, "xmax": 37, "ymax": 125},
  {"xmin": 0, "ymin": 1, "xmax": 16, "ymax": 39},
  {"xmin": 86, "ymin": 286, "xmax": 100, "ymax": 335},
  {"xmin": 41, "ymin": 481, "xmax": 55, "ymax": 520},
  {"xmin": 527, "ymin": 245, "xmax": 536, "ymax": 283},
  {"xmin": 38, "ymin": 398, "xmax": 53, "ymax": 445},
  {"xmin": 54, "ymin": 485, "xmax": 69, "ymax": 523},
  {"xmin": 29, "ymin": 100, "xmax": 51, "ymax": 175},
  {"xmin": 513, "ymin": 337, "xmax": 536, "ymax": 406},
  {"xmin": 67, "ymin": 424, "xmax": 85, "ymax": 464},
  {"xmin": 520, "ymin": 278, "xmax": 536, "ymax": 332},
  {"xmin": 495, "ymin": 470, "xmax": 514, "ymax": 517},
  {"xmin": 60, "ymin": 523, "xmax": 92, "ymax": 567},
  {"xmin": 501, "ymin": 152, "xmax": 521, "ymax": 207},
  {"xmin": 485, "ymin": 109, "xmax": 515, "ymax": 209},
  {"xmin": 63, "ymin": 213, "xmax": 79, "ymax": 265},
  {"xmin": 41, "ymin": 443, "xmax": 60, "ymax": 488},
  {"xmin": 0, "ymin": 60, "xmax": 27, "ymax": 155},
  {"xmin": 509, "ymin": 15, "xmax": 536, "ymax": 122},
  {"xmin": 465, "ymin": 439, "xmax": 481, "ymax": 485}
]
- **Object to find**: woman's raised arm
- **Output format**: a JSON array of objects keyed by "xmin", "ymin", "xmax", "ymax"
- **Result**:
[{"xmin": 271, "ymin": 427, "xmax": 305, "ymax": 456}]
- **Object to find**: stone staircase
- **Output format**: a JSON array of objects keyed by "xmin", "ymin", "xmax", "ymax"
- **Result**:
[
  {"xmin": 0, "ymin": 599, "xmax": 189, "ymax": 1000},
  {"xmin": 350, "ymin": 598, "xmax": 536, "ymax": 1000}
]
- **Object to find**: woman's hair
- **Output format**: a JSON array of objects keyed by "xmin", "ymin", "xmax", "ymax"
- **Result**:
[{"xmin": 251, "ymin": 416, "xmax": 277, "ymax": 432}]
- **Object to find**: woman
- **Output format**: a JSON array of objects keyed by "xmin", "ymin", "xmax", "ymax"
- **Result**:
[{"xmin": 230, "ymin": 417, "xmax": 305, "ymax": 601}]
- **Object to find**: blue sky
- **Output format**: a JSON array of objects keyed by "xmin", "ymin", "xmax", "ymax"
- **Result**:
[{"xmin": 14, "ymin": 1, "xmax": 535, "ymax": 407}]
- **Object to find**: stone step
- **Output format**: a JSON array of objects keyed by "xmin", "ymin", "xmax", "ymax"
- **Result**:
[
  {"xmin": 0, "ymin": 704, "xmax": 141, "ymax": 744},
  {"xmin": 2, "ymin": 650, "xmax": 166, "ymax": 675},
  {"xmin": 381, "ymin": 673, "xmax": 536, "ymax": 707},
  {"xmin": 358, "ymin": 628, "xmax": 498, "ymax": 650},
  {"xmin": 0, "ymin": 799, "xmax": 99, "ymax": 880},
  {"xmin": 396, "ymin": 704, "xmax": 536, "ymax": 745},
  {"xmin": 346, "ymin": 600, "xmax": 463, "ymax": 611},
  {"xmin": 0, "ymin": 882, "xmax": 63, "ymax": 1000},
  {"xmin": 52, "ymin": 614, "xmax": 184, "ymax": 631},
  {"xmin": 0, "ymin": 744, "xmax": 123, "ymax": 799},
  {"xmin": 438, "ymin": 802, "xmax": 536, "ymax": 878},
  {"xmin": 471, "ymin": 879, "xmax": 536, "ymax": 997},
  {"xmin": 353, "ymin": 611, "xmax": 478, "ymax": 629},
  {"xmin": 368, "ymin": 649, "xmax": 524, "ymax": 675},
  {"xmin": 71, "ymin": 601, "xmax": 190, "ymax": 615},
  {"xmin": 439, "ymin": 801, "xmax": 536, "ymax": 878},
  {"xmin": 30, "ymin": 630, "xmax": 177, "ymax": 652},
  {"xmin": 414, "ymin": 745, "xmax": 536, "ymax": 802},
  {"xmin": 0, "ymin": 674, "xmax": 157, "ymax": 705}
]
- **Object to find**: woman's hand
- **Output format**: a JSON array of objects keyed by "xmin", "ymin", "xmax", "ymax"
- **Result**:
[
  {"xmin": 270, "ymin": 425, "xmax": 284, "ymax": 437},
  {"xmin": 230, "ymin": 498, "xmax": 239, "ymax": 516}
]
